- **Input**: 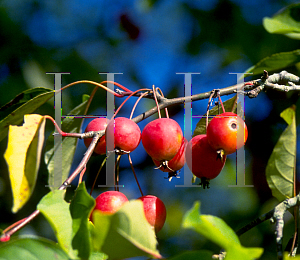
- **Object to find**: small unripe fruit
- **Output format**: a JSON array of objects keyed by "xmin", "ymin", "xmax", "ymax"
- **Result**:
[
  {"xmin": 138, "ymin": 195, "xmax": 167, "ymax": 233},
  {"xmin": 142, "ymin": 118, "xmax": 183, "ymax": 162},
  {"xmin": 84, "ymin": 118, "xmax": 108, "ymax": 155},
  {"xmin": 206, "ymin": 112, "xmax": 248, "ymax": 155}
]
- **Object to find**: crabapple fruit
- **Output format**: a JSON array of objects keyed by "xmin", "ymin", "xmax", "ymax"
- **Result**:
[
  {"xmin": 84, "ymin": 118, "xmax": 108, "ymax": 155},
  {"xmin": 138, "ymin": 195, "xmax": 167, "ymax": 233},
  {"xmin": 206, "ymin": 112, "xmax": 248, "ymax": 155},
  {"xmin": 186, "ymin": 134, "xmax": 226, "ymax": 185},
  {"xmin": 105, "ymin": 117, "xmax": 141, "ymax": 153},
  {"xmin": 142, "ymin": 118, "xmax": 183, "ymax": 162},
  {"xmin": 152, "ymin": 137, "xmax": 187, "ymax": 172},
  {"xmin": 90, "ymin": 191, "xmax": 129, "ymax": 222}
]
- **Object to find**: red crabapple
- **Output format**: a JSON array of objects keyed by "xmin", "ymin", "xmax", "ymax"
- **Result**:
[
  {"xmin": 84, "ymin": 118, "xmax": 108, "ymax": 155},
  {"xmin": 206, "ymin": 112, "xmax": 248, "ymax": 155},
  {"xmin": 142, "ymin": 118, "xmax": 183, "ymax": 162},
  {"xmin": 90, "ymin": 191, "xmax": 129, "ymax": 222},
  {"xmin": 105, "ymin": 117, "xmax": 141, "ymax": 153},
  {"xmin": 152, "ymin": 137, "xmax": 187, "ymax": 173},
  {"xmin": 138, "ymin": 195, "xmax": 167, "ymax": 233},
  {"xmin": 186, "ymin": 134, "xmax": 226, "ymax": 188}
]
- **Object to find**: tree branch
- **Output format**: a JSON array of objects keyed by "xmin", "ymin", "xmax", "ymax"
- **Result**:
[{"xmin": 236, "ymin": 193, "xmax": 300, "ymax": 260}]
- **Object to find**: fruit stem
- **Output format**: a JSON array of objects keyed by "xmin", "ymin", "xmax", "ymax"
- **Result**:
[
  {"xmin": 78, "ymin": 166, "xmax": 87, "ymax": 184},
  {"xmin": 44, "ymin": 115, "xmax": 87, "ymax": 138},
  {"xmin": 128, "ymin": 154, "xmax": 144, "ymax": 196},
  {"xmin": 90, "ymin": 156, "xmax": 107, "ymax": 195},
  {"xmin": 1, "ymin": 210, "xmax": 40, "ymax": 242},
  {"xmin": 114, "ymin": 88, "xmax": 152, "ymax": 118},
  {"xmin": 115, "ymin": 155, "xmax": 122, "ymax": 191},
  {"xmin": 205, "ymin": 90, "xmax": 216, "ymax": 130},
  {"xmin": 59, "ymin": 80, "xmax": 126, "ymax": 97},
  {"xmin": 2, "ymin": 218, "xmax": 27, "ymax": 234},
  {"xmin": 216, "ymin": 91, "xmax": 226, "ymax": 114},
  {"xmin": 101, "ymin": 81, "xmax": 133, "ymax": 93},
  {"xmin": 129, "ymin": 90, "xmax": 151, "ymax": 120},
  {"xmin": 156, "ymin": 88, "xmax": 169, "ymax": 118},
  {"xmin": 152, "ymin": 85, "xmax": 161, "ymax": 119}
]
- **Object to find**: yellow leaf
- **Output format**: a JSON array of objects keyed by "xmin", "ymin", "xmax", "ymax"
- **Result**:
[{"xmin": 4, "ymin": 114, "xmax": 46, "ymax": 213}]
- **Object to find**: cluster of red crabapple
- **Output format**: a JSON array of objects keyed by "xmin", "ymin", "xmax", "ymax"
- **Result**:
[{"xmin": 84, "ymin": 111, "xmax": 248, "ymax": 232}]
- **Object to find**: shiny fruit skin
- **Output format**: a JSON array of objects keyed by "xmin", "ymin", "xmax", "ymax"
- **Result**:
[
  {"xmin": 186, "ymin": 134, "xmax": 226, "ymax": 180},
  {"xmin": 138, "ymin": 195, "xmax": 167, "ymax": 233},
  {"xmin": 90, "ymin": 191, "xmax": 129, "ymax": 222},
  {"xmin": 105, "ymin": 117, "xmax": 141, "ymax": 152},
  {"xmin": 142, "ymin": 118, "xmax": 183, "ymax": 162},
  {"xmin": 153, "ymin": 138, "xmax": 188, "ymax": 172},
  {"xmin": 84, "ymin": 118, "xmax": 108, "ymax": 155},
  {"xmin": 206, "ymin": 112, "xmax": 248, "ymax": 155}
]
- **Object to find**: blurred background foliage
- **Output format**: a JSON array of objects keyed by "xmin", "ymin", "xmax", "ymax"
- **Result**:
[{"xmin": 1, "ymin": 0, "xmax": 300, "ymax": 259}]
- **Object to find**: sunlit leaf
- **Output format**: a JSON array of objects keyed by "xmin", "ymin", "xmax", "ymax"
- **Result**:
[
  {"xmin": 0, "ymin": 88, "xmax": 54, "ymax": 142},
  {"xmin": 263, "ymin": 3, "xmax": 300, "ymax": 39},
  {"xmin": 266, "ymin": 106, "xmax": 296, "ymax": 202},
  {"xmin": 0, "ymin": 236, "xmax": 69, "ymax": 260},
  {"xmin": 280, "ymin": 105, "xmax": 296, "ymax": 125},
  {"xmin": 245, "ymin": 50, "xmax": 300, "ymax": 76},
  {"xmin": 283, "ymin": 252, "xmax": 300, "ymax": 259},
  {"xmin": 182, "ymin": 202, "xmax": 263, "ymax": 260},
  {"xmin": 91, "ymin": 200, "xmax": 162, "ymax": 260},
  {"xmin": 4, "ymin": 114, "xmax": 45, "ymax": 213},
  {"xmin": 37, "ymin": 190, "xmax": 78, "ymax": 259},
  {"xmin": 89, "ymin": 252, "xmax": 109, "ymax": 260},
  {"xmin": 44, "ymin": 96, "xmax": 89, "ymax": 190},
  {"xmin": 70, "ymin": 182, "xmax": 95, "ymax": 260},
  {"xmin": 193, "ymin": 95, "xmax": 238, "ymax": 136}
]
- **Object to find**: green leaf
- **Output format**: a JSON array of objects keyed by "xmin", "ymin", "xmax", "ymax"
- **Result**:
[
  {"xmin": 89, "ymin": 252, "xmax": 109, "ymax": 260},
  {"xmin": 167, "ymin": 250, "xmax": 214, "ymax": 260},
  {"xmin": 245, "ymin": 50, "xmax": 300, "ymax": 76},
  {"xmin": 91, "ymin": 200, "xmax": 162, "ymax": 260},
  {"xmin": 182, "ymin": 202, "xmax": 263, "ymax": 260},
  {"xmin": 284, "ymin": 252, "xmax": 300, "ymax": 259},
  {"xmin": 37, "ymin": 190, "xmax": 78, "ymax": 259},
  {"xmin": 0, "ymin": 88, "xmax": 54, "ymax": 142},
  {"xmin": 44, "ymin": 96, "xmax": 89, "ymax": 190},
  {"xmin": 0, "ymin": 236, "xmax": 69, "ymax": 260},
  {"xmin": 263, "ymin": 3, "xmax": 300, "ymax": 39},
  {"xmin": 266, "ymin": 106, "xmax": 296, "ymax": 202},
  {"xmin": 4, "ymin": 114, "xmax": 45, "ymax": 213},
  {"xmin": 193, "ymin": 95, "xmax": 238, "ymax": 136},
  {"xmin": 70, "ymin": 182, "xmax": 95, "ymax": 260},
  {"xmin": 280, "ymin": 105, "xmax": 296, "ymax": 125}
]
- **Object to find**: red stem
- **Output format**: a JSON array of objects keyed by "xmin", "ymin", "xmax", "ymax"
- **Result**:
[{"xmin": 128, "ymin": 154, "xmax": 144, "ymax": 196}]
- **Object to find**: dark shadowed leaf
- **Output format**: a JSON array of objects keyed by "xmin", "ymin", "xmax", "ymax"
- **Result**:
[
  {"xmin": 0, "ymin": 88, "xmax": 54, "ymax": 142},
  {"xmin": 167, "ymin": 250, "xmax": 214, "ymax": 260},
  {"xmin": 245, "ymin": 50, "xmax": 300, "ymax": 76},
  {"xmin": 266, "ymin": 106, "xmax": 296, "ymax": 202},
  {"xmin": 70, "ymin": 182, "xmax": 95, "ymax": 260},
  {"xmin": 44, "ymin": 96, "xmax": 89, "ymax": 190}
]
